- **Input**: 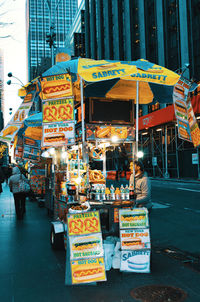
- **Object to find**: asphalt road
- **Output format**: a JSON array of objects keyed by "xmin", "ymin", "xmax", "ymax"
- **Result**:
[
  {"xmin": 151, "ymin": 179, "xmax": 200, "ymax": 254},
  {"xmin": 1, "ymin": 180, "xmax": 200, "ymax": 302}
]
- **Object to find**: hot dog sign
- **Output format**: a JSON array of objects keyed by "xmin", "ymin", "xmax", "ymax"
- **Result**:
[
  {"xmin": 43, "ymin": 98, "xmax": 74, "ymax": 123},
  {"xmin": 40, "ymin": 74, "xmax": 73, "ymax": 100},
  {"xmin": 42, "ymin": 121, "xmax": 75, "ymax": 147}
]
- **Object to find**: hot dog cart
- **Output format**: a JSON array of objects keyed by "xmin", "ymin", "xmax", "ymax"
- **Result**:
[{"xmin": 50, "ymin": 96, "xmax": 136, "ymax": 250}]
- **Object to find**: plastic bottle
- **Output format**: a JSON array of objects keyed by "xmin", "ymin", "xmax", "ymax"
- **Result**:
[
  {"xmin": 115, "ymin": 187, "xmax": 120, "ymax": 200},
  {"xmin": 95, "ymin": 185, "xmax": 100, "ymax": 200},
  {"xmin": 100, "ymin": 185, "xmax": 106, "ymax": 200},
  {"xmin": 120, "ymin": 184, "xmax": 125, "ymax": 200},
  {"xmin": 125, "ymin": 184, "xmax": 130, "ymax": 200},
  {"xmin": 105, "ymin": 187, "xmax": 110, "ymax": 200},
  {"xmin": 129, "ymin": 185, "xmax": 134, "ymax": 200},
  {"xmin": 110, "ymin": 184, "xmax": 115, "ymax": 200}
]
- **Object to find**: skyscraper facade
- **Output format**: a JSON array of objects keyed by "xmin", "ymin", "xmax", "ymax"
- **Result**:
[
  {"xmin": 82, "ymin": 0, "xmax": 200, "ymax": 179},
  {"xmin": 26, "ymin": 0, "xmax": 78, "ymax": 81}
]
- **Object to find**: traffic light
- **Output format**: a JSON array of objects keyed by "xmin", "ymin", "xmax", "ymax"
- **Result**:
[{"xmin": 46, "ymin": 31, "xmax": 56, "ymax": 48}]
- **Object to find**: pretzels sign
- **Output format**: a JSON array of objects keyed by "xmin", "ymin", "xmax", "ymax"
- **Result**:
[
  {"xmin": 43, "ymin": 104, "xmax": 73, "ymax": 122},
  {"xmin": 68, "ymin": 217, "xmax": 99, "ymax": 235}
]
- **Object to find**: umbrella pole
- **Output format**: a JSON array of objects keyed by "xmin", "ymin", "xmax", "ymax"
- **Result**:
[
  {"xmin": 136, "ymin": 80, "xmax": 139, "ymax": 157},
  {"xmin": 80, "ymin": 76, "xmax": 85, "ymax": 144}
]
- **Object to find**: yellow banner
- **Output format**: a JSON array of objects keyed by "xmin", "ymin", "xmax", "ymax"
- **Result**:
[
  {"xmin": 78, "ymin": 59, "xmax": 137, "ymax": 82},
  {"xmin": 40, "ymin": 74, "xmax": 72, "ymax": 100},
  {"xmin": 78, "ymin": 58, "xmax": 179, "ymax": 85},
  {"xmin": 43, "ymin": 98, "xmax": 74, "ymax": 123},
  {"xmin": 71, "ymin": 257, "xmax": 106, "ymax": 284},
  {"xmin": 67, "ymin": 211, "xmax": 101, "ymax": 236}
]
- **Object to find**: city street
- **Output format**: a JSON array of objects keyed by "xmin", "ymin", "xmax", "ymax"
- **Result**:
[{"xmin": 0, "ymin": 179, "xmax": 200, "ymax": 302}]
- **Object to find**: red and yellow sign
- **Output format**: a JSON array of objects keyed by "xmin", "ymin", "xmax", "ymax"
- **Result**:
[
  {"xmin": 40, "ymin": 74, "xmax": 72, "ymax": 100},
  {"xmin": 43, "ymin": 98, "xmax": 74, "ymax": 123},
  {"xmin": 71, "ymin": 257, "xmax": 106, "ymax": 284},
  {"xmin": 67, "ymin": 211, "xmax": 101, "ymax": 236}
]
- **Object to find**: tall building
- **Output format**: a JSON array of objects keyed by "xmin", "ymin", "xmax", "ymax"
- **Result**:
[
  {"xmin": 82, "ymin": 0, "xmax": 200, "ymax": 179},
  {"xmin": 26, "ymin": 0, "xmax": 78, "ymax": 81},
  {"xmin": 0, "ymin": 49, "xmax": 4, "ymax": 131},
  {"xmin": 65, "ymin": 0, "xmax": 85, "ymax": 57}
]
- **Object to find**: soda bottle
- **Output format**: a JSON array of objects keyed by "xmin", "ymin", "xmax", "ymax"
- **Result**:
[
  {"xmin": 115, "ymin": 187, "xmax": 120, "ymax": 200},
  {"xmin": 100, "ymin": 185, "xmax": 106, "ymax": 200},
  {"xmin": 110, "ymin": 184, "xmax": 115, "ymax": 200},
  {"xmin": 129, "ymin": 185, "xmax": 135, "ymax": 200},
  {"xmin": 125, "ymin": 184, "xmax": 130, "ymax": 200},
  {"xmin": 120, "ymin": 184, "xmax": 125, "ymax": 200},
  {"xmin": 95, "ymin": 185, "xmax": 100, "ymax": 200},
  {"xmin": 105, "ymin": 187, "xmax": 110, "ymax": 200}
]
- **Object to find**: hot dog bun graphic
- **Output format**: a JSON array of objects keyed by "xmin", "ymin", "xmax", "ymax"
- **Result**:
[
  {"xmin": 73, "ymin": 266, "xmax": 104, "ymax": 282},
  {"xmin": 95, "ymin": 126, "xmax": 110, "ymax": 138},
  {"xmin": 2, "ymin": 126, "xmax": 18, "ymax": 137},
  {"xmin": 174, "ymin": 85, "xmax": 185, "ymax": 98},
  {"xmin": 179, "ymin": 127, "xmax": 190, "ymax": 140},
  {"xmin": 44, "ymin": 132, "xmax": 65, "ymax": 143},
  {"xmin": 72, "ymin": 239, "xmax": 101, "ymax": 251},
  {"xmin": 121, "ymin": 214, "xmax": 146, "ymax": 222},
  {"xmin": 42, "ymin": 81, "xmax": 71, "ymax": 99},
  {"xmin": 122, "ymin": 239, "xmax": 142, "ymax": 247}
]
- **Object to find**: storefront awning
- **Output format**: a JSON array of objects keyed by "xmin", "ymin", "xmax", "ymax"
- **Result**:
[{"xmin": 139, "ymin": 94, "xmax": 200, "ymax": 130}]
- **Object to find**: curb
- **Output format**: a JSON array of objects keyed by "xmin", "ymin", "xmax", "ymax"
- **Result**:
[{"xmin": 150, "ymin": 177, "xmax": 200, "ymax": 184}]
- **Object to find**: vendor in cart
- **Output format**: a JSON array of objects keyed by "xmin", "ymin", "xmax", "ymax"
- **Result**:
[{"xmin": 129, "ymin": 160, "xmax": 152, "ymax": 212}]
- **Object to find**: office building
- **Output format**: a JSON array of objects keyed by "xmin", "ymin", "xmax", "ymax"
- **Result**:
[
  {"xmin": 65, "ymin": 0, "xmax": 85, "ymax": 57},
  {"xmin": 82, "ymin": 0, "xmax": 200, "ymax": 178},
  {"xmin": 26, "ymin": 0, "xmax": 78, "ymax": 81}
]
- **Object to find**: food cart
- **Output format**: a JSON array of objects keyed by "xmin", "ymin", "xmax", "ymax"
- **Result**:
[
  {"xmin": 40, "ymin": 58, "xmax": 181, "ymax": 284},
  {"xmin": 49, "ymin": 94, "xmax": 136, "ymax": 247}
]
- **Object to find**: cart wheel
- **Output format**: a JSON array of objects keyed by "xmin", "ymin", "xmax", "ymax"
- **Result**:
[{"xmin": 50, "ymin": 226, "xmax": 64, "ymax": 250}]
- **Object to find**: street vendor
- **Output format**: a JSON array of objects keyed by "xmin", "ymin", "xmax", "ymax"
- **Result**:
[{"xmin": 129, "ymin": 160, "xmax": 152, "ymax": 212}]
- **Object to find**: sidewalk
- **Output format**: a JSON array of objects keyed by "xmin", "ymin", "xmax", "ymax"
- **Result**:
[{"xmin": 0, "ymin": 182, "xmax": 200, "ymax": 302}]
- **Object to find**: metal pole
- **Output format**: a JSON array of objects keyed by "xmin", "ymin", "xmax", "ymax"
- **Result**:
[
  {"xmin": 136, "ymin": 81, "xmax": 139, "ymax": 157},
  {"xmin": 164, "ymin": 125, "xmax": 169, "ymax": 178},
  {"xmin": 80, "ymin": 77, "xmax": 85, "ymax": 143},
  {"xmin": 152, "ymin": 130, "xmax": 155, "ymax": 177},
  {"xmin": 175, "ymin": 124, "xmax": 180, "ymax": 178},
  {"xmin": 197, "ymin": 147, "xmax": 200, "ymax": 179}
]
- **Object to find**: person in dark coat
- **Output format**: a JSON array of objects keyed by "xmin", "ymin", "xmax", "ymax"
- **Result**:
[
  {"xmin": 0, "ymin": 166, "xmax": 5, "ymax": 193},
  {"xmin": 9, "ymin": 166, "xmax": 30, "ymax": 219}
]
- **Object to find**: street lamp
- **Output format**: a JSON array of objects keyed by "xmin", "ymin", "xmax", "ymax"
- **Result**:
[
  {"xmin": 7, "ymin": 72, "xmax": 25, "ymax": 86},
  {"xmin": 45, "ymin": 0, "xmax": 62, "ymax": 66}
]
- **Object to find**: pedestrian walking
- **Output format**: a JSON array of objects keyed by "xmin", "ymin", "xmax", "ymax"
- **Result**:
[
  {"xmin": 129, "ymin": 160, "xmax": 152, "ymax": 212},
  {"xmin": 0, "ymin": 166, "xmax": 5, "ymax": 193},
  {"xmin": 9, "ymin": 166, "xmax": 30, "ymax": 219}
]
